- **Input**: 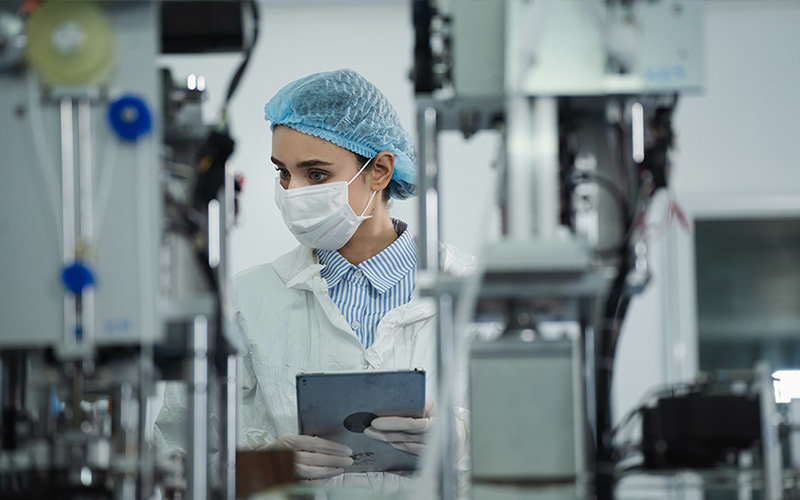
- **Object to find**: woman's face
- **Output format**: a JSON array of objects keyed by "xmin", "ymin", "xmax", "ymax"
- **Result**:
[{"xmin": 271, "ymin": 125, "xmax": 373, "ymax": 214}]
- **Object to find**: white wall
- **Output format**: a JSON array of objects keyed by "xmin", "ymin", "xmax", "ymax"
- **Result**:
[{"xmin": 673, "ymin": 2, "xmax": 800, "ymax": 198}]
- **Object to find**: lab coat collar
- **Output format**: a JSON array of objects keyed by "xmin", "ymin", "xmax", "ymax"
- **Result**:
[
  {"xmin": 366, "ymin": 296, "xmax": 436, "ymax": 367},
  {"xmin": 271, "ymin": 245, "xmax": 323, "ymax": 290}
]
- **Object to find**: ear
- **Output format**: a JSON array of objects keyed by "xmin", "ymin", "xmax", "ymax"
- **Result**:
[{"xmin": 368, "ymin": 151, "xmax": 394, "ymax": 191}]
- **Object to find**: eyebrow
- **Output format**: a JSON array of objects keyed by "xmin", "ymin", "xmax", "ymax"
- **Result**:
[{"xmin": 270, "ymin": 157, "xmax": 333, "ymax": 168}]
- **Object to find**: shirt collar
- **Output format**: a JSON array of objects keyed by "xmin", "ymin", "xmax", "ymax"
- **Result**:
[
  {"xmin": 316, "ymin": 219, "xmax": 417, "ymax": 294},
  {"xmin": 316, "ymin": 247, "xmax": 351, "ymax": 289}
]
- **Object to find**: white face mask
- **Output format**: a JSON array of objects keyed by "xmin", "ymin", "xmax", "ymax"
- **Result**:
[{"xmin": 274, "ymin": 157, "xmax": 378, "ymax": 250}]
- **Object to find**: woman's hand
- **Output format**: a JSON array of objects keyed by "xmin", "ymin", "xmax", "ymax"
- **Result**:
[
  {"xmin": 363, "ymin": 400, "xmax": 434, "ymax": 457},
  {"xmin": 271, "ymin": 433, "xmax": 353, "ymax": 480}
]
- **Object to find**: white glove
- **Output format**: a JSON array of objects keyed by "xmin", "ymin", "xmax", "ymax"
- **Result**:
[
  {"xmin": 271, "ymin": 433, "xmax": 354, "ymax": 480},
  {"xmin": 363, "ymin": 401, "xmax": 433, "ymax": 457}
]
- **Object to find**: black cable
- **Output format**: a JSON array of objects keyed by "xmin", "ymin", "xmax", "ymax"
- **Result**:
[
  {"xmin": 611, "ymin": 403, "xmax": 645, "ymax": 438},
  {"xmin": 570, "ymin": 173, "xmax": 630, "ymax": 256},
  {"xmin": 590, "ymin": 97, "xmax": 657, "ymax": 498},
  {"xmin": 607, "ymin": 294, "xmax": 631, "ymax": 365},
  {"xmin": 594, "ymin": 183, "xmax": 636, "ymax": 499},
  {"xmin": 572, "ymin": 172, "xmax": 629, "ymax": 214},
  {"xmin": 571, "ymin": 163, "xmax": 637, "ymax": 497},
  {"xmin": 184, "ymin": 0, "xmax": 259, "ymax": 362},
  {"xmin": 613, "ymin": 443, "xmax": 643, "ymax": 463},
  {"xmin": 566, "ymin": 98, "xmax": 677, "ymax": 500},
  {"xmin": 595, "ymin": 254, "xmax": 632, "ymax": 499},
  {"xmin": 222, "ymin": 0, "xmax": 260, "ymax": 115}
]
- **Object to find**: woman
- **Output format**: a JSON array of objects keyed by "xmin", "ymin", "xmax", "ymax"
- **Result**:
[{"xmin": 156, "ymin": 69, "xmax": 474, "ymax": 494}]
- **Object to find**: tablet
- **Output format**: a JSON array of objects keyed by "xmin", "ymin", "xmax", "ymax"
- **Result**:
[{"xmin": 296, "ymin": 370, "xmax": 426, "ymax": 473}]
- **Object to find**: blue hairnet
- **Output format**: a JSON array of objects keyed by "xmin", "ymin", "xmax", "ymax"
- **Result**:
[{"xmin": 264, "ymin": 69, "xmax": 416, "ymax": 199}]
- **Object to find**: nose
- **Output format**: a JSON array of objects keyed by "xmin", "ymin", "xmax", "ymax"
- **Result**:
[{"xmin": 286, "ymin": 178, "xmax": 308, "ymax": 190}]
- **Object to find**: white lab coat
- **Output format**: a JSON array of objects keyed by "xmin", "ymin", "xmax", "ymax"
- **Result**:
[{"xmin": 155, "ymin": 242, "xmax": 477, "ymax": 496}]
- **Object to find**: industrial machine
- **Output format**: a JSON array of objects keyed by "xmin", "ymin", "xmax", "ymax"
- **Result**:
[
  {"xmin": 410, "ymin": 0, "xmax": 796, "ymax": 498},
  {"xmin": 4, "ymin": 1, "xmax": 799, "ymax": 499},
  {"xmin": 0, "ymin": 1, "xmax": 256, "ymax": 498}
]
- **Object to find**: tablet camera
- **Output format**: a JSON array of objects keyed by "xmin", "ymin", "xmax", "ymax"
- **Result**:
[{"xmin": 343, "ymin": 412, "xmax": 378, "ymax": 433}]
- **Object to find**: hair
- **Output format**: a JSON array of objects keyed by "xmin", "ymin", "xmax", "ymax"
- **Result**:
[{"xmin": 353, "ymin": 152, "xmax": 392, "ymax": 203}]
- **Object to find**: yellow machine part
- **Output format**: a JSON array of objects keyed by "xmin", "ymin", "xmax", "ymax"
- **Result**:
[{"xmin": 25, "ymin": 1, "xmax": 114, "ymax": 85}]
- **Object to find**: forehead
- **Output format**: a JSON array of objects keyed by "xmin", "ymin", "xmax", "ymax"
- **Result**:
[{"xmin": 272, "ymin": 125, "xmax": 353, "ymax": 162}]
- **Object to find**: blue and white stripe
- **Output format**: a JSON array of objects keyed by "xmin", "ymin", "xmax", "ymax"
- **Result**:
[{"xmin": 315, "ymin": 219, "xmax": 417, "ymax": 349}]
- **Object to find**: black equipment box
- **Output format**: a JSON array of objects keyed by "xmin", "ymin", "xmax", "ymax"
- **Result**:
[{"xmin": 641, "ymin": 394, "xmax": 761, "ymax": 469}]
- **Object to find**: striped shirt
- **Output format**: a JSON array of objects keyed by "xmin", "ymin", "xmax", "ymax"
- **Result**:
[{"xmin": 315, "ymin": 219, "xmax": 417, "ymax": 349}]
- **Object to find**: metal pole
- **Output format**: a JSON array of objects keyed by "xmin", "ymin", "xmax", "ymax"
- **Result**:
[
  {"xmin": 579, "ymin": 303, "xmax": 596, "ymax": 498},
  {"xmin": 60, "ymin": 98, "xmax": 76, "ymax": 347},
  {"xmin": 78, "ymin": 97, "xmax": 95, "ymax": 348},
  {"xmin": 436, "ymin": 293, "xmax": 457, "ymax": 500},
  {"xmin": 416, "ymin": 104, "xmax": 456, "ymax": 500},
  {"xmin": 208, "ymin": 199, "xmax": 221, "ymax": 269},
  {"xmin": 758, "ymin": 363, "xmax": 783, "ymax": 500},
  {"xmin": 60, "ymin": 97, "xmax": 76, "ymax": 263},
  {"xmin": 78, "ymin": 98, "xmax": 94, "ymax": 243},
  {"xmin": 222, "ymin": 354, "xmax": 237, "ymax": 500},
  {"xmin": 138, "ymin": 345, "xmax": 156, "ymax": 500},
  {"xmin": 417, "ymin": 105, "xmax": 440, "ymax": 273},
  {"xmin": 189, "ymin": 315, "xmax": 209, "ymax": 500},
  {"xmin": 119, "ymin": 381, "xmax": 137, "ymax": 500}
]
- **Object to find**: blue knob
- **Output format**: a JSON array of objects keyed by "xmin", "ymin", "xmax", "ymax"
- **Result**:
[
  {"xmin": 108, "ymin": 94, "xmax": 152, "ymax": 141},
  {"xmin": 61, "ymin": 261, "xmax": 95, "ymax": 294}
]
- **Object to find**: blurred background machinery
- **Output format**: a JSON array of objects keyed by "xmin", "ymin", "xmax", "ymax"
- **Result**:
[
  {"xmin": 0, "ymin": 1, "xmax": 255, "ymax": 498},
  {"xmin": 413, "ymin": 0, "xmax": 800, "ymax": 499}
]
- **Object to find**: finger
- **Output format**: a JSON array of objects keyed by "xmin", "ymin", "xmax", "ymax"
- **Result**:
[
  {"xmin": 363, "ymin": 427, "xmax": 427, "ymax": 444},
  {"xmin": 295, "ymin": 463, "xmax": 345, "ymax": 480},
  {"xmin": 363, "ymin": 426, "xmax": 389, "ymax": 443},
  {"xmin": 292, "ymin": 435, "xmax": 353, "ymax": 456},
  {"xmin": 390, "ymin": 441, "xmax": 425, "ymax": 457},
  {"xmin": 370, "ymin": 416, "xmax": 431, "ymax": 433},
  {"xmin": 295, "ymin": 451, "xmax": 354, "ymax": 468}
]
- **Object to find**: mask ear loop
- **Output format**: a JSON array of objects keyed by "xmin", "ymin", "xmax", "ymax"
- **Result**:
[
  {"xmin": 358, "ymin": 190, "xmax": 378, "ymax": 217},
  {"xmin": 347, "ymin": 155, "xmax": 375, "ymax": 185},
  {"xmin": 348, "ymin": 154, "xmax": 378, "ymax": 218}
]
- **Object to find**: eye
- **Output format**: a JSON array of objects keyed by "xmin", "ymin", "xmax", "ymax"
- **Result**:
[
  {"xmin": 274, "ymin": 166, "xmax": 290, "ymax": 180},
  {"xmin": 309, "ymin": 170, "xmax": 327, "ymax": 182}
]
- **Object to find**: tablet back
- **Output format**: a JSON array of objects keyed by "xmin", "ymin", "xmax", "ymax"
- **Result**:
[{"xmin": 296, "ymin": 370, "xmax": 425, "ymax": 473}]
